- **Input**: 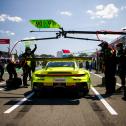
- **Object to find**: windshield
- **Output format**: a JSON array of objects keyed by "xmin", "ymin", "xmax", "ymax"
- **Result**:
[{"xmin": 46, "ymin": 61, "xmax": 75, "ymax": 67}]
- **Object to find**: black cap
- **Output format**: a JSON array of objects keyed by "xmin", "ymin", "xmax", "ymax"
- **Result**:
[
  {"xmin": 116, "ymin": 42, "xmax": 123, "ymax": 47},
  {"xmin": 98, "ymin": 41, "xmax": 108, "ymax": 47}
]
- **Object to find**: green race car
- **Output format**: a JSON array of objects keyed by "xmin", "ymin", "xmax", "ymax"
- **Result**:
[{"xmin": 31, "ymin": 57, "xmax": 91, "ymax": 96}]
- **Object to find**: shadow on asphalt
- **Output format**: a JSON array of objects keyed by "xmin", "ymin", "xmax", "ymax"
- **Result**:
[
  {"xmin": 0, "ymin": 90, "xmax": 24, "ymax": 96},
  {"xmin": 4, "ymin": 100, "xmax": 21, "ymax": 105},
  {"xmin": 26, "ymin": 90, "xmax": 80, "ymax": 105},
  {"xmin": 93, "ymin": 83, "xmax": 105, "ymax": 87},
  {"xmin": 24, "ymin": 98, "xmax": 80, "ymax": 105},
  {"xmin": 4, "ymin": 88, "xmax": 125, "ymax": 106},
  {"xmin": 1, "ymin": 85, "xmax": 24, "ymax": 91},
  {"xmin": 4, "ymin": 90, "xmax": 80, "ymax": 105},
  {"xmin": 5, "ymin": 88, "xmax": 124, "ymax": 106},
  {"xmin": 96, "ymin": 91, "xmax": 123, "ymax": 99}
]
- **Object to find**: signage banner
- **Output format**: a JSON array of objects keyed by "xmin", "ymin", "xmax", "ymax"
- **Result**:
[
  {"xmin": 0, "ymin": 39, "xmax": 10, "ymax": 44},
  {"xmin": 30, "ymin": 19, "xmax": 61, "ymax": 29}
]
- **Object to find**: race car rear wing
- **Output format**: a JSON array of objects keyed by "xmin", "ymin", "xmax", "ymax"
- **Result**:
[{"xmin": 26, "ymin": 57, "xmax": 92, "ymax": 62}]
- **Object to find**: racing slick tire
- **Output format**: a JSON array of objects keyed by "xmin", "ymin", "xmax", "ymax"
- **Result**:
[
  {"xmin": 32, "ymin": 85, "xmax": 41, "ymax": 97},
  {"xmin": 32, "ymin": 86, "xmax": 47, "ymax": 97},
  {"xmin": 6, "ymin": 77, "xmax": 22, "ymax": 89},
  {"xmin": 77, "ymin": 83, "xmax": 89, "ymax": 97},
  {"xmin": 33, "ymin": 90, "xmax": 41, "ymax": 97}
]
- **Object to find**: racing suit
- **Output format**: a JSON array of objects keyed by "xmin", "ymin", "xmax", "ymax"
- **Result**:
[
  {"xmin": 20, "ymin": 45, "xmax": 37, "ymax": 87},
  {"xmin": 99, "ymin": 43, "xmax": 116, "ymax": 94},
  {"xmin": 116, "ymin": 47, "xmax": 126, "ymax": 98}
]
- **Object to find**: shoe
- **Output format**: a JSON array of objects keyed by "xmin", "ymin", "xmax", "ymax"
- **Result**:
[
  {"xmin": 116, "ymin": 87, "xmax": 123, "ymax": 93},
  {"xmin": 23, "ymin": 85, "xmax": 28, "ymax": 88},
  {"xmin": 0, "ymin": 78, "xmax": 4, "ymax": 81},
  {"xmin": 105, "ymin": 91, "xmax": 113, "ymax": 96},
  {"xmin": 122, "ymin": 97, "xmax": 126, "ymax": 101}
]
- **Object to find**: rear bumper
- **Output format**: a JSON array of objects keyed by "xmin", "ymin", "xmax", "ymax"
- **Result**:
[{"xmin": 32, "ymin": 82, "xmax": 89, "ymax": 92}]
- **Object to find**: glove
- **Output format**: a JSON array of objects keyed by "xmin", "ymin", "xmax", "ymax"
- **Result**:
[{"xmin": 35, "ymin": 44, "xmax": 37, "ymax": 48}]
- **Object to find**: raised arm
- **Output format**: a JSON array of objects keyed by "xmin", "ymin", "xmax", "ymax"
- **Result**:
[{"xmin": 31, "ymin": 44, "xmax": 37, "ymax": 54}]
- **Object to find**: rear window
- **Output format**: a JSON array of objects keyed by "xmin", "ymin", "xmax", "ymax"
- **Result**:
[{"xmin": 46, "ymin": 61, "xmax": 75, "ymax": 67}]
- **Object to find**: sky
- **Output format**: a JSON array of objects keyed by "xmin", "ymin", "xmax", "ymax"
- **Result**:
[{"xmin": 0, "ymin": 0, "xmax": 126, "ymax": 56}]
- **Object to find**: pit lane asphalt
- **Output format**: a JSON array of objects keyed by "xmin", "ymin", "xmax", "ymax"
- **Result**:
[{"xmin": 0, "ymin": 71, "xmax": 126, "ymax": 126}]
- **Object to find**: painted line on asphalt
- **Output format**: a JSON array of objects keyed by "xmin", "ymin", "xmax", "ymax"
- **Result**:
[
  {"xmin": 0, "ymin": 82, "xmax": 6, "ymax": 91},
  {"xmin": 116, "ymin": 83, "xmax": 121, "ymax": 86},
  {"xmin": 0, "ymin": 88, "xmax": 4, "ymax": 91},
  {"xmin": 90, "ymin": 72, "xmax": 119, "ymax": 115},
  {"xmin": 90, "ymin": 72, "xmax": 102, "ymax": 78},
  {"xmin": 4, "ymin": 92, "xmax": 34, "ymax": 114},
  {"xmin": 91, "ymin": 86, "xmax": 118, "ymax": 115},
  {"xmin": 0, "ymin": 81, "xmax": 6, "ymax": 85},
  {"xmin": 90, "ymin": 72, "xmax": 121, "ymax": 87}
]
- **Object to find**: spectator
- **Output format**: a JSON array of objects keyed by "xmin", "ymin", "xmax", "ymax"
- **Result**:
[
  {"xmin": 85, "ymin": 61, "xmax": 89, "ymax": 70},
  {"xmin": 0, "ymin": 51, "xmax": 5, "ymax": 81},
  {"xmin": 6, "ymin": 59, "xmax": 17, "ymax": 80}
]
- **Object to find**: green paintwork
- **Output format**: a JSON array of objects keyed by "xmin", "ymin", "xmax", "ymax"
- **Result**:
[{"xmin": 30, "ymin": 19, "xmax": 61, "ymax": 28}]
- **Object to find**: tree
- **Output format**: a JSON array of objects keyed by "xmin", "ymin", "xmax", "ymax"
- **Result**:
[
  {"xmin": 40, "ymin": 54, "xmax": 55, "ymax": 58},
  {"xmin": 78, "ymin": 53, "xmax": 88, "ymax": 57}
]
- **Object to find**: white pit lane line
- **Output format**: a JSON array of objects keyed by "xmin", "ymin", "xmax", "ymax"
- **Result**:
[
  {"xmin": 4, "ymin": 72, "xmax": 119, "ymax": 115},
  {"xmin": 90, "ymin": 72, "xmax": 102, "ymax": 78},
  {"xmin": 0, "ymin": 88, "xmax": 4, "ymax": 91},
  {"xmin": 0, "ymin": 81, "xmax": 6, "ymax": 85},
  {"xmin": 90, "ymin": 72, "xmax": 121, "ymax": 87},
  {"xmin": 90, "ymin": 72, "xmax": 118, "ymax": 115},
  {"xmin": 91, "ymin": 86, "xmax": 118, "ymax": 115},
  {"xmin": 4, "ymin": 92, "xmax": 34, "ymax": 114},
  {"xmin": 0, "ymin": 82, "xmax": 6, "ymax": 91}
]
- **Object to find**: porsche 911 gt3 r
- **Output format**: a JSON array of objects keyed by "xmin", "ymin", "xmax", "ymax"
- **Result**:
[{"xmin": 31, "ymin": 58, "xmax": 91, "ymax": 96}]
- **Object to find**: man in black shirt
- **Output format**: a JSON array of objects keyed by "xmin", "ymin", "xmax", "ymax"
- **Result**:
[
  {"xmin": 116, "ymin": 42, "xmax": 126, "ymax": 99},
  {"xmin": 99, "ymin": 42, "xmax": 116, "ymax": 95}
]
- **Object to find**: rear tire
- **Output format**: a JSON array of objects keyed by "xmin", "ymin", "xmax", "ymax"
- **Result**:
[
  {"xmin": 78, "ymin": 83, "xmax": 89, "ymax": 97},
  {"xmin": 32, "ymin": 85, "xmax": 41, "ymax": 97}
]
